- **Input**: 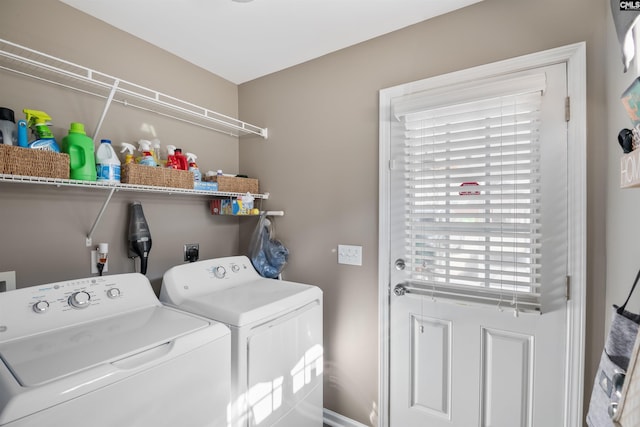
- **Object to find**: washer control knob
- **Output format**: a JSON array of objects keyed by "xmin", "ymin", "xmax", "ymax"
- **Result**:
[
  {"xmin": 32, "ymin": 300, "xmax": 50, "ymax": 314},
  {"xmin": 214, "ymin": 266, "xmax": 226, "ymax": 279},
  {"xmin": 231, "ymin": 264, "xmax": 240, "ymax": 273},
  {"xmin": 69, "ymin": 291, "xmax": 91, "ymax": 309},
  {"xmin": 106, "ymin": 288, "xmax": 121, "ymax": 299}
]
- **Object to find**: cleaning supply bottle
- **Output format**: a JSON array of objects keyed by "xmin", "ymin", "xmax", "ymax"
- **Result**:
[
  {"xmin": 16, "ymin": 120, "xmax": 28, "ymax": 147},
  {"xmin": 186, "ymin": 152, "xmax": 201, "ymax": 181},
  {"xmin": 61, "ymin": 122, "xmax": 96, "ymax": 181},
  {"xmin": 137, "ymin": 139, "xmax": 156, "ymax": 166},
  {"xmin": 120, "ymin": 143, "xmax": 136, "ymax": 164},
  {"xmin": 165, "ymin": 145, "xmax": 178, "ymax": 169},
  {"xmin": 0, "ymin": 107, "xmax": 17, "ymax": 146},
  {"xmin": 23, "ymin": 109, "xmax": 60, "ymax": 152},
  {"xmin": 166, "ymin": 145, "xmax": 187, "ymax": 170},
  {"xmin": 151, "ymin": 138, "xmax": 162, "ymax": 166},
  {"xmin": 96, "ymin": 139, "xmax": 121, "ymax": 182},
  {"xmin": 173, "ymin": 147, "xmax": 188, "ymax": 170}
]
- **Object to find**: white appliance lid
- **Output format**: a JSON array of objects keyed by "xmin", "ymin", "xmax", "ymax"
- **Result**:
[
  {"xmin": 177, "ymin": 279, "xmax": 321, "ymax": 327},
  {"xmin": 0, "ymin": 306, "xmax": 217, "ymax": 387}
]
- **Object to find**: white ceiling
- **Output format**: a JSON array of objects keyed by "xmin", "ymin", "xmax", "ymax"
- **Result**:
[{"xmin": 60, "ymin": 0, "xmax": 481, "ymax": 84}]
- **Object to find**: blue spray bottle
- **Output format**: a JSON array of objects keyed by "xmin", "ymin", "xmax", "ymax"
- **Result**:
[{"xmin": 23, "ymin": 109, "xmax": 60, "ymax": 152}]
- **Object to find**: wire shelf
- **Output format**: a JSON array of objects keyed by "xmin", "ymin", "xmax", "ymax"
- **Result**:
[
  {"xmin": 0, "ymin": 174, "xmax": 270, "ymax": 199},
  {"xmin": 0, "ymin": 38, "xmax": 268, "ymax": 139}
]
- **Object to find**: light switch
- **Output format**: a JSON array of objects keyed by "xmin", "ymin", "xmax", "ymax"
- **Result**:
[
  {"xmin": 0, "ymin": 271, "xmax": 16, "ymax": 292},
  {"xmin": 338, "ymin": 245, "xmax": 362, "ymax": 266}
]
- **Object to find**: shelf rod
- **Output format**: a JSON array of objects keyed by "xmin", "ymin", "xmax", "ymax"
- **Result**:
[
  {"xmin": 262, "ymin": 210, "xmax": 284, "ymax": 216},
  {"xmin": 86, "ymin": 187, "xmax": 116, "ymax": 247}
]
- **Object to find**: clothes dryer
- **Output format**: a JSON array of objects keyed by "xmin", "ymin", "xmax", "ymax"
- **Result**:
[
  {"xmin": 160, "ymin": 256, "xmax": 323, "ymax": 427},
  {"xmin": 0, "ymin": 273, "xmax": 230, "ymax": 427}
]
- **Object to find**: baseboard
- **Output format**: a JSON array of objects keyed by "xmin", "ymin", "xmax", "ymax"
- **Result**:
[{"xmin": 323, "ymin": 408, "xmax": 368, "ymax": 427}]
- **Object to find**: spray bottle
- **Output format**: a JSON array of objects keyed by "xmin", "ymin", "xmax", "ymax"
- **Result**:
[
  {"xmin": 23, "ymin": 109, "xmax": 60, "ymax": 152},
  {"xmin": 120, "ymin": 143, "xmax": 136, "ymax": 164},
  {"xmin": 186, "ymin": 152, "xmax": 202, "ymax": 181},
  {"xmin": 137, "ymin": 139, "xmax": 156, "ymax": 166},
  {"xmin": 165, "ymin": 145, "xmax": 177, "ymax": 169},
  {"xmin": 166, "ymin": 144, "xmax": 187, "ymax": 170},
  {"xmin": 151, "ymin": 138, "xmax": 162, "ymax": 166}
]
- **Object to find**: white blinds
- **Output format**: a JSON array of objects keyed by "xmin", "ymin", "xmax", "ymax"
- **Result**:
[{"xmin": 393, "ymin": 73, "xmax": 546, "ymax": 312}]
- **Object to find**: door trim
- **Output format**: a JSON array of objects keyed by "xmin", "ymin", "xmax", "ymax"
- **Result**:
[{"xmin": 378, "ymin": 42, "xmax": 587, "ymax": 427}]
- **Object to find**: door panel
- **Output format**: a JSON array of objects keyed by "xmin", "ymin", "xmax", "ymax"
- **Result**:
[
  {"xmin": 410, "ymin": 315, "xmax": 451, "ymax": 417},
  {"xmin": 481, "ymin": 328, "xmax": 533, "ymax": 427}
]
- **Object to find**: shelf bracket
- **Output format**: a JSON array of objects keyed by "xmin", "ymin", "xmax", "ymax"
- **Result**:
[
  {"xmin": 93, "ymin": 79, "xmax": 120, "ymax": 141},
  {"xmin": 86, "ymin": 188, "xmax": 116, "ymax": 247}
]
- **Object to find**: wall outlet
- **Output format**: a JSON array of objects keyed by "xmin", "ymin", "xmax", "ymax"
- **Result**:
[
  {"xmin": 184, "ymin": 243, "xmax": 199, "ymax": 262},
  {"xmin": 91, "ymin": 250, "xmax": 108, "ymax": 274},
  {"xmin": 338, "ymin": 245, "xmax": 362, "ymax": 266},
  {"xmin": 0, "ymin": 271, "xmax": 16, "ymax": 292}
]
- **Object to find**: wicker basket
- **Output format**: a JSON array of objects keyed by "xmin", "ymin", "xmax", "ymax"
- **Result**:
[
  {"xmin": 0, "ymin": 144, "xmax": 70, "ymax": 179},
  {"xmin": 121, "ymin": 163, "xmax": 194, "ymax": 189},
  {"xmin": 205, "ymin": 175, "xmax": 258, "ymax": 193}
]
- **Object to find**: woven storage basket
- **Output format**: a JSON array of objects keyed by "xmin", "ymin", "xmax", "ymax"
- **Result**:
[
  {"xmin": 121, "ymin": 163, "xmax": 194, "ymax": 189},
  {"xmin": 0, "ymin": 144, "xmax": 70, "ymax": 179},
  {"xmin": 206, "ymin": 175, "xmax": 258, "ymax": 193}
]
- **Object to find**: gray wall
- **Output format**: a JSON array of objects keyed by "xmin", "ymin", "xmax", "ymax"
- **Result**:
[
  {"xmin": 606, "ymin": 9, "xmax": 640, "ymax": 343},
  {"xmin": 238, "ymin": 0, "xmax": 607, "ymax": 424},
  {"xmin": 0, "ymin": 0, "xmax": 613, "ymax": 425}
]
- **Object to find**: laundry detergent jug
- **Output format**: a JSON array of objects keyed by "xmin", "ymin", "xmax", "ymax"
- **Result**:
[{"xmin": 62, "ymin": 122, "xmax": 96, "ymax": 181}]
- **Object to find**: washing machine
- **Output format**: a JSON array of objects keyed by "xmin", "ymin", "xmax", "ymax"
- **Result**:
[
  {"xmin": 0, "ymin": 273, "xmax": 231, "ymax": 427},
  {"xmin": 160, "ymin": 256, "xmax": 323, "ymax": 427}
]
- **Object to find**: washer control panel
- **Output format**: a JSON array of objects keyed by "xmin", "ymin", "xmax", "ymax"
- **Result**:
[
  {"xmin": 24, "ymin": 277, "xmax": 120, "ymax": 315},
  {"xmin": 0, "ymin": 273, "xmax": 159, "ymax": 342}
]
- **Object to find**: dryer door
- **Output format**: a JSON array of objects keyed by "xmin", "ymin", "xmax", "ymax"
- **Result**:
[{"xmin": 247, "ymin": 301, "xmax": 323, "ymax": 426}]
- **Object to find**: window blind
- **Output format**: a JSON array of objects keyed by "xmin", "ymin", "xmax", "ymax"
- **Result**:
[{"xmin": 393, "ymin": 73, "xmax": 546, "ymax": 313}]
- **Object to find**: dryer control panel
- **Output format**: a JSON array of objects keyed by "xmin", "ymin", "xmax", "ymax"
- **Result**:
[
  {"xmin": 0, "ymin": 273, "xmax": 159, "ymax": 342},
  {"xmin": 160, "ymin": 256, "xmax": 260, "ymax": 305}
]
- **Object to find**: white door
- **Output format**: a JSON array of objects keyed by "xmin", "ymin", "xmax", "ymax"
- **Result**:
[{"xmin": 386, "ymin": 62, "xmax": 571, "ymax": 427}]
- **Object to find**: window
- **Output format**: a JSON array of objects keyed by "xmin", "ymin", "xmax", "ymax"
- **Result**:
[{"xmin": 392, "ymin": 73, "xmax": 550, "ymax": 312}]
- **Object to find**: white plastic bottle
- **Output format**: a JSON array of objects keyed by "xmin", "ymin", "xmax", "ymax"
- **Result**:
[
  {"xmin": 96, "ymin": 139, "xmax": 121, "ymax": 182},
  {"xmin": 186, "ymin": 152, "xmax": 202, "ymax": 181}
]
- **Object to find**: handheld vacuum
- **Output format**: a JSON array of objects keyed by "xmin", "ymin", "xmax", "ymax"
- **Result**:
[{"xmin": 128, "ymin": 201, "xmax": 152, "ymax": 275}]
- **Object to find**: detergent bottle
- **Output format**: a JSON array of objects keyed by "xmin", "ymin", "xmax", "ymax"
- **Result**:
[
  {"xmin": 186, "ymin": 152, "xmax": 202, "ymax": 181},
  {"xmin": 166, "ymin": 145, "xmax": 188, "ymax": 170},
  {"xmin": 137, "ymin": 140, "xmax": 157, "ymax": 167},
  {"xmin": 0, "ymin": 107, "xmax": 17, "ymax": 146},
  {"xmin": 173, "ymin": 147, "xmax": 188, "ymax": 170},
  {"xmin": 96, "ymin": 139, "xmax": 121, "ymax": 182},
  {"xmin": 61, "ymin": 122, "xmax": 96, "ymax": 181},
  {"xmin": 23, "ymin": 109, "xmax": 60, "ymax": 152},
  {"xmin": 120, "ymin": 143, "xmax": 136, "ymax": 164}
]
